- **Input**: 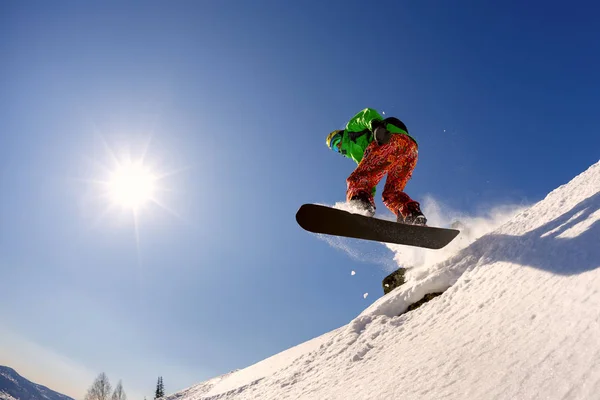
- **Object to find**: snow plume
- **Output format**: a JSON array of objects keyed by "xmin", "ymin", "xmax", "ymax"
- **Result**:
[
  {"xmin": 316, "ymin": 232, "xmax": 397, "ymax": 270},
  {"xmin": 317, "ymin": 198, "xmax": 529, "ymax": 275},
  {"xmin": 314, "ymin": 201, "xmax": 398, "ymax": 270},
  {"xmin": 388, "ymin": 196, "xmax": 529, "ymax": 278}
]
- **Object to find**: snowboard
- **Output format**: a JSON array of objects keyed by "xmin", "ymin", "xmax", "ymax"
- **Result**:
[{"xmin": 296, "ymin": 204, "xmax": 460, "ymax": 249}]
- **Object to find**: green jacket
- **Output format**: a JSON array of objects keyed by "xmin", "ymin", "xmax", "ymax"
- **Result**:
[{"xmin": 335, "ymin": 108, "xmax": 415, "ymax": 164}]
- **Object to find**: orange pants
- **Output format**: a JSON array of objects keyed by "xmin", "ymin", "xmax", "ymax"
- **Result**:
[{"xmin": 346, "ymin": 134, "xmax": 418, "ymax": 216}]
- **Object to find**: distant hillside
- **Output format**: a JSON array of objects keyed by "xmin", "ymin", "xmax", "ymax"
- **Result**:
[{"xmin": 0, "ymin": 366, "xmax": 74, "ymax": 400}]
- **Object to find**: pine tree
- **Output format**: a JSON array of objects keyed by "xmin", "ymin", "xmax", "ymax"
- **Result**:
[{"xmin": 154, "ymin": 377, "xmax": 164, "ymax": 399}]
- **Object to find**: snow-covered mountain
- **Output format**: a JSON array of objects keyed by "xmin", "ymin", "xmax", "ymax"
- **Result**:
[
  {"xmin": 0, "ymin": 366, "xmax": 74, "ymax": 400},
  {"xmin": 166, "ymin": 160, "xmax": 600, "ymax": 399}
]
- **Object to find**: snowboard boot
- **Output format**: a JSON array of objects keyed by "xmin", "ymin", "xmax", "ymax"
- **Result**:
[
  {"xmin": 398, "ymin": 201, "xmax": 427, "ymax": 226},
  {"xmin": 348, "ymin": 191, "xmax": 376, "ymax": 217}
]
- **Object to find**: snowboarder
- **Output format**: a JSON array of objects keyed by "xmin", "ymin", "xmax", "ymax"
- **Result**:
[{"xmin": 326, "ymin": 108, "xmax": 426, "ymax": 225}]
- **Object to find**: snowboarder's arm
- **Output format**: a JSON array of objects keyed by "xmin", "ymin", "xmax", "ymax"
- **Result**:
[
  {"xmin": 328, "ymin": 108, "xmax": 391, "ymax": 164},
  {"xmin": 339, "ymin": 134, "xmax": 369, "ymax": 164},
  {"xmin": 336, "ymin": 108, "xmax": 383, "ymax": 162}
]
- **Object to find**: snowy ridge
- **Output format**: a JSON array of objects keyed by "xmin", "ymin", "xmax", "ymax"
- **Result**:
[
  {"xmin": 166, "ymin": 160, "xmax": 600, "ymax": 399},
  {"xmin": 0, "ymin": 373, "xmax": 17, "ymax": 386},
  {"xmin": 0, "ymin": 391, "xmax": 18, "ymax": 400},
  {"xmin": 0, "ymin": 366, "xmax": 74, "ymax": 400}
]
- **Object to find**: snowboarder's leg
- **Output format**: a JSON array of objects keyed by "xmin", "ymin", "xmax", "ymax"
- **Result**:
[
  {"xmin": 346, "ymin": 141, "xmax": 393, "ymax": 216},
  {"xmin": 381, "ymin": 135, "xmax": 426, "ymax": 225}
]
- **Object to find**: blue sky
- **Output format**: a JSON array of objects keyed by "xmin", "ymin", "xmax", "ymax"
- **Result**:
[{"xmin": 1, "ymin": 0, "xmax": 600, "ymax": 398}]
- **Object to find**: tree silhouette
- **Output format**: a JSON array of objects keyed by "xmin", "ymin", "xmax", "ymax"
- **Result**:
[
  {"xmin": 85, "ymin": 373, "xmax": 112, "ymax": 400},
  {"xmin": 154, "ymin": 377, "xmax": 164, "ymax": 399}
]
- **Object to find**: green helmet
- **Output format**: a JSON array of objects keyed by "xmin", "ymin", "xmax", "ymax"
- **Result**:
[{"xmin": 326, "ymin": 130, "xmax": 343, "ymax": 152}]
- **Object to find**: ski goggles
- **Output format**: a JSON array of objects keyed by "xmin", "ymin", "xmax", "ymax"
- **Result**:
[{"xmin": 328, "ymin": 131, "xmax": 342, "ymax": 153}]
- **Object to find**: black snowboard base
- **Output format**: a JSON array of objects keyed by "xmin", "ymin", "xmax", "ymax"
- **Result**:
[{"xmin": 296, "ymin": 204, "xmax": 460, "ymax": 250}]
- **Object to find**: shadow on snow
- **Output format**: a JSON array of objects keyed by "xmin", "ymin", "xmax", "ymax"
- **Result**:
[{"xmin": 465, "ymin": 191, "xmax": 600, "ymax": 275}]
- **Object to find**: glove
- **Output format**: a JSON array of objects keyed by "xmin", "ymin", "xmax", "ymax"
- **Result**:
[{"xmin": 372, "ymin": 120, "xmax": 391, "ymax": 145}]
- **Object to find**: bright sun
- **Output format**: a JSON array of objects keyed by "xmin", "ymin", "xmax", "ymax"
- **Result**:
[{"xmin": 107, "ymin": 161, "xmax": 157, "ymax": 210}]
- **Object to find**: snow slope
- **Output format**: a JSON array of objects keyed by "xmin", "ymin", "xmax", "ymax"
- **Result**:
[{"xmin": 167, "ymin": 160, "xmax": 600, "ymax": 400}]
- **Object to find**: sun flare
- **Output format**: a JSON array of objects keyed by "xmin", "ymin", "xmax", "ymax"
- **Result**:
[{"xmin": 107, "ymin": 161, "xmax": 157, "ymax": 210}]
